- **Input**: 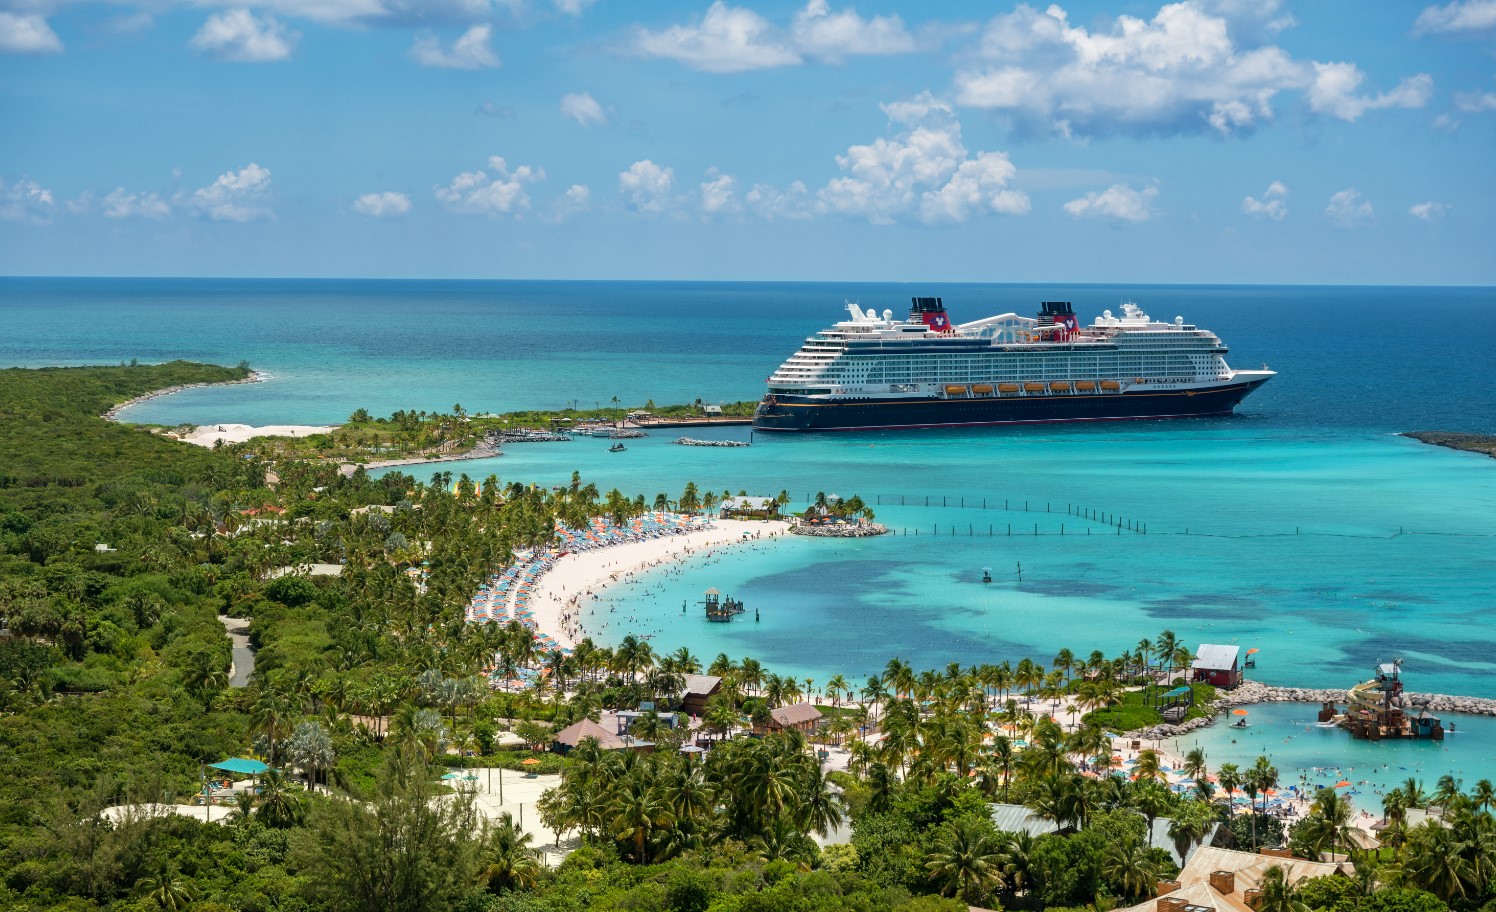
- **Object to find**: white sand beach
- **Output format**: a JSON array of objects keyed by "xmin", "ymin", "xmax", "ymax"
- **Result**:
[
  {"xmin": 177, "ymin": 424, "xmax": 340, "ymax": 447},
  {"xmin": 533, "ymin": 518, "xmax": 789, "ymax": 649}
]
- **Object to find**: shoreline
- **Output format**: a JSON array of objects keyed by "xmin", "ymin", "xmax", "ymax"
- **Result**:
[
  {"xmin": 360, "ymin": 443, "xmax": 501, "ymax": 470},
  {"xmin": 102, "ymin": 369, "xmax": 270, "ymax": 422},
  {"xmin": 528, "ymin": 518, "xmax": 790, "ymax": 649}
]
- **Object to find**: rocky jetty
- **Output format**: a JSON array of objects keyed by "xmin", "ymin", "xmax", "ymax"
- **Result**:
[
  {"xmin": 102, "ymin": 370, "xmax": 268, "ymax": 421},
  {"xmin": 1404, "ymin": 431, "xmax": 1496, "ymax": 460},
  {"xmin": 791, "ymin": 522, "xmax": 889, "ymax": 538},
  {"xmin": 1125, "ymin": 679, "xmax": 1496, "ymax": 740},
  {"xmin": 497, "ymin": 430, "xmax": 571, "ymax": 443},
  {"xmin": 675, "ymin": 437, "xmax": 750, "ymax": 447}
]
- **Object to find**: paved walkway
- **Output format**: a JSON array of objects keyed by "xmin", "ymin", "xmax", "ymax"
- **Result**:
[{"xmin": 217, "ymin": 615, "xmax": 254, "ymax": 688}]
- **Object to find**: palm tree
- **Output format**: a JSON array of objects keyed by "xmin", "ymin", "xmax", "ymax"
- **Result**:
[
  {"xmin": 609, "ymin": 777, "xmax": 674, "ymax": 863},
  {"xmin": 1473, "ymin": 779, "xmax": 1496, "ymax": 814},
  {"xmin": 825, "ymin": 673, "xmax": 849, "ymax": 707},
  {"xmin": 925, "ymin": 818, "xmax": 1004, "ymax": 904},
  {"xmin": 1133, "ymin": 749, "xmax": 1166, "ymax": 783},
  {"xmin": 135, "ymin": 859, "xmax": 197, "ymax": 910},
  {"xmin": 255, "ymin": 768, "xmax": 305, "ymax": 829},
  {"xmin": 1103, "ymin": 837, "xmax": 1160, "ymax": 900},
  {"xmin": 1256, "ymin": 865, "xmax": 1309, "ymax": 912},
  {"xmin": 1183, "ymin": 747, "xmax": 1208, "ymax": 783},
  {"xmin": 1403, "ymin": 822, "xmax": 1472, "ymax": 904},
  {"xmin": 1217, "ymin": 762, "xmax": 1241, "ymax": 810},
  {"xmin": 1132, "ymin": 780, "xmax": 1173, "ymax": 848},
  {"xmin": 483, "ymin": 814, "xmax": 541, "ymax": 891},
  {"xmin": 1169, "ymin": 800, "xmax": 1218, "ymax": 861}
]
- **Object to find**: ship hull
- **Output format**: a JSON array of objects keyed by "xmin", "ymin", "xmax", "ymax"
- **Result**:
[{"xmin": 752, "ymin": 378, "xmax": 1270, "ymax": 432}]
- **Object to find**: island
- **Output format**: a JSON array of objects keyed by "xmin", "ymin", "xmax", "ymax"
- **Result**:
[{"xmin": 1404, "ymin": 430, "xmax": 1496, "ymax": 460}]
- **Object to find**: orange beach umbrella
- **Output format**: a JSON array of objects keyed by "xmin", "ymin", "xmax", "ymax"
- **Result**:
[{"xmin": 1232, "ymin": 709, "xmax": 1249, "ymax": 716}]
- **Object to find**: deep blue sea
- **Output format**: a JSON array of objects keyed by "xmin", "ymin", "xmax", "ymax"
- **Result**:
[{"xmin": 4, "ymin": 278, "xmax": 1496, "ymax": 708}]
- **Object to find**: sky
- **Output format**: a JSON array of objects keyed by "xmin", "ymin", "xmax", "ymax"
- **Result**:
[{"xmin": 1, "ymin": 0, "xmax": 1494, "ymax": 284}]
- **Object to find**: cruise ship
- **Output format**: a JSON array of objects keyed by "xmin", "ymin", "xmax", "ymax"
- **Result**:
[{"xmin": 752, "ymin": 297, "xmax": 1274, "ymax": 432}]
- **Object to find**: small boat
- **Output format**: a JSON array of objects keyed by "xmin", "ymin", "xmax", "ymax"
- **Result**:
[
  {"xmin": 609, "ymin": 443, "xmax": 626, "ymax": 452},
  {"xmin": 1230, "ymin": 719, "xmax": 1249, "ymax": 729},
  {"xmin": 981, "ymin": 566, "xmax": 992, "ymax": 583}
]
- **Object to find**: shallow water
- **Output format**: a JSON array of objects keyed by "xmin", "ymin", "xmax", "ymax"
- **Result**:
[{"xmin": 1167, "ymin": 701, "xmax": 1496, "ymax": 807}]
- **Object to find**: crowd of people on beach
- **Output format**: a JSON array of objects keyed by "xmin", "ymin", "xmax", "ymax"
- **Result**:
[{"xmin": 463, "ymin": 513, "xmax": 786, "ymax": 665}]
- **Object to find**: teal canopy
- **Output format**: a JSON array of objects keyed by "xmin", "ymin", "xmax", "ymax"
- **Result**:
[
  {"xmin": 1162, "ymin": 686, "xmax": 1192, "ymax": 699},
  {"xmin": 209, "ymin": 758, "xmax": 269, "ymax": 775}
]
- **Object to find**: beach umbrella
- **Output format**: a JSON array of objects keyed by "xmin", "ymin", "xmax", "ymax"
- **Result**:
[
  {"xmin": 1247, "ymin": 648, "xmax": 1259, "ymax": 655},
  {"xmin": 521, "ymin": 758, "xmax": 541, "ymax": 767},
  {"xmin": 679, "ymin": 745, "xmax": 705, "ymax": 754},
  {"xmin": 1232, "ymin": 709, "xmax": 1249, "ymax": 716}
]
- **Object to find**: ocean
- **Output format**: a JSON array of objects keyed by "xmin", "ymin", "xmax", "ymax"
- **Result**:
[{"xmin": 5, "ymin": 278, "xmax": 1496, "ymax": 705}]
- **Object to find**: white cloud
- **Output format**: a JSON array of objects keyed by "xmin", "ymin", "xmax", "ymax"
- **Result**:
[
  {"xmin": 1455, "ymin": 90, "xmax": 1496, "ymax": 111},
  {"xmin": 633, "ymin": 2, "xmax": 800, "ymax": 73},
  {"xmin": 1306, "ymin": 63, "xmax": 1432, "ymax": 121},
  {"xmin": 552, "ymin": 0, "xmax": 598, "ymax": 15},
  {"xmin": 815, "ymin": 92, "xmax": 1029, "ymax": 225},
  {"xmin": 1063, "ymin": 183, "xmax": 1159, "ymax": 223},
  {"xmin": 619, "ymin": 160, "xmax": 675, "ymax": 213},
  {"xmin": 0, "ymin": 12, "xmax": 63, "ymax": 54},
  {"xmin": 1241, "ymin": 180, "xmax": 1288, "ymax": 220},
  {"xmin": 560, "ymin": 92, "xmax": 607, "ymax": 127},
  {"xmin": 1324, "ymin": 188, "xmax": 1374, "ymax": 228},
  {"xmin": 0, "ymin": 177, "xmax": 55, "ymax": 222},
  {"xmin": 954, "ymin": 1, "xmax": 1430, "ymax": 139},
  {"xmin": 955, "ymin": 2, "xmax": 1305, "ymax": 138},
  {"xmin": 1410, "ymin": 201, "xmax": 1449, "ymax": 221},
  {"xmin": 190, "ymin": 10, "xmax": 297, "ymax": 62},
  {"xmin": 1413, "ymin": 0, "xmax": 1496, "ymax": 35},
  {"xmin": 745, "ymin": 181, "xmax": 813, "ymax": 220},
  {"xmin": 790, "ymin": 0, "xmax": 915, "ymax": 61},
  {"xmin": 545, "ymin": 183, "xmax": 591, "ymax": 222},
  {"xmin": 353, "ymin": 191, "xmax": 411, "ymax": 216},
  {"xmin": 410, "ymin": 24, "xmax": 500, "ymax": 69},
  {"xmin": 1433, "ymin": 113, "xmax": 1462, "ymax": 132},
  {"xmin": 102, "ymin": 188, "xmax": 171, "ymax": 219},
  {"xmin": 188, "ymin": 163, "xmax": 274, "ymax": 221},
  {"xmin": 700, "ymin": 169, "xmax": 742, "ymax": 216},
  {"xmin": 435, "ymin": 156, "xmax": 543, "ymax": 215},
  {"xmin": 632, "ymin": 1, "xmax": 920, "ymax": 72}
]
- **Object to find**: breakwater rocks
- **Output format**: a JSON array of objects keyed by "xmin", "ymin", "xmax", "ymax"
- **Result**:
[
  {"xmin": 103, "ymin": 370, "xmax": 269, "ymax": 421},
  {"xmin": 1404, "ymin": 431, "xmax": 1496, "ymax": 460},
  {"xmin": 1125, "ymin": 680, "xmax": 1496, "ymax": 740},
  {"xmin": 790, "ymin": 522, "xmax": 889, "ymax": 538},
  {"xmin": 497, "ymin": 430, "xmax": 571, "ymax": 443},
  {"xmin": 675, "ymin": 437, "xmax": 750, "ymax": 447}
]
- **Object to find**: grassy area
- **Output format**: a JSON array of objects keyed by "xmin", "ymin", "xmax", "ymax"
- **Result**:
[{"xmin": 1083, "ymin": 682, "xmax": 1218, "ymax": 733}]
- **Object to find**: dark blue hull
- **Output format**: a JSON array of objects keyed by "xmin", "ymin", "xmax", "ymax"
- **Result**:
[{"xmin": 752, "ymin": 379, "xmax": 1270, "ymax": 432}]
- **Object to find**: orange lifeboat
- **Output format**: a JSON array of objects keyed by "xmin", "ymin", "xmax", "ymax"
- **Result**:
[
  {"xmin": 998, "ymin": 383, "xmax": 1020, "ymax": 393},
  {"xmin": 1074, "ymin": 381, "xmax": 1096, "ymax": 392},
  {"xmin": 1049, "ymin": 381, "xmax": 1071, "ymax": 392},
  {"xmin": 1023, "ymin": 382, "xmax": 1046, "ymax": 392}
]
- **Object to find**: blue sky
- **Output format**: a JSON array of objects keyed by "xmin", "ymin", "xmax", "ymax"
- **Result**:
[{"xmin": 1, "ymin": 0, "xmax": 1494, "ymax": 283}]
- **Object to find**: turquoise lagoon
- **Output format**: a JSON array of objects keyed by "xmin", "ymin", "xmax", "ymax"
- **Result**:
[
  {"xmin": 4, "ymin": 279, "xmax": 1496, "ymax": 700},
  {"xmin": 1168, "ymin": 700, "xmax": 1496, "ymax": 802}
]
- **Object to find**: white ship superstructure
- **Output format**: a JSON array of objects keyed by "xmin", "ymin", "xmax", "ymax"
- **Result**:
[{"xmin": 753, "ymin": 297, "xmax": 1274, "ymax": 432}]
